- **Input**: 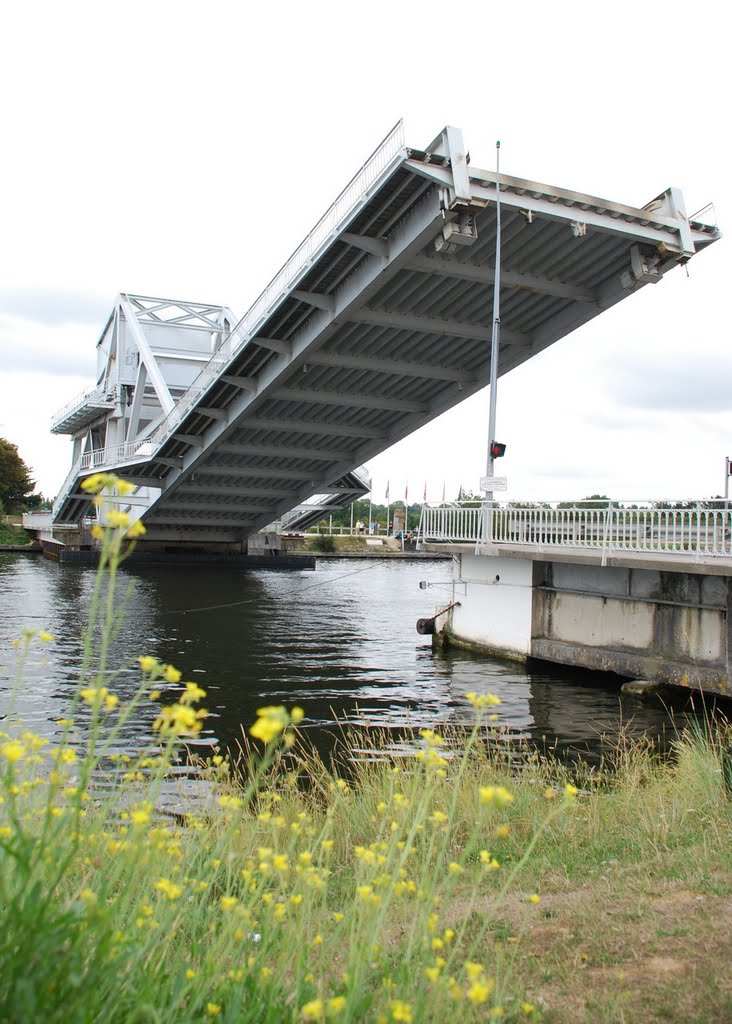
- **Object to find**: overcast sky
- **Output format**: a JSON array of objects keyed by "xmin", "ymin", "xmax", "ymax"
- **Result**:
[{"xmin": 1, "ymin": 0, "xmax": 729, "ymax": 505}]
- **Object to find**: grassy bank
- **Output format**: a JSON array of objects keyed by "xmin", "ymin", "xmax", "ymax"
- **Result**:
[
  {"xmin": 0, "ymin": 521, "xmax": 32, "ymax": 545},
  {"xmin": 3, "ymin": 696, "xmax": 731, "ymax": 1023},
  {"xmin": 1, "ymin": 474, "xmax": 731, "ymax": 1022}
]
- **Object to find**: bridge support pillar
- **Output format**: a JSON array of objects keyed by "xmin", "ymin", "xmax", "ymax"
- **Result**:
[{"xmin": 431, "ymin": 550, "xmax": 732, "ymax": 698}]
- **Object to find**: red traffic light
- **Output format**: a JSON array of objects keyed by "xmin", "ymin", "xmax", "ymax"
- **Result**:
[{"xmin": 490, "ymin": 441, "xmax": 506, "ymax": 458}]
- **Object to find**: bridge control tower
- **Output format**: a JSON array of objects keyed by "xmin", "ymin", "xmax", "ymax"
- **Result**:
[{"xmin": 44, "ymin": 122, "xmax": 719, "ymax": 554}]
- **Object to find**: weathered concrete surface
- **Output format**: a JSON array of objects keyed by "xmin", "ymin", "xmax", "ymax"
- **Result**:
[
  {"xmin": 531, "ymin": 561, "xmax": 730, "ymax": 696},
  {"xmin": 433, "ymin": 551, "xmax": 732, "ymax": 698}
]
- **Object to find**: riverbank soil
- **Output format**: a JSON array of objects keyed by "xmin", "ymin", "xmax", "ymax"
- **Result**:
[{"xmin": 462, "ymin": 872, "xmax": 732, "ymax": 1022}]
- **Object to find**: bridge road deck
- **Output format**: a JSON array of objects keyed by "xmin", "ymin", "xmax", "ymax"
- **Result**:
[{"xmin": 50, "ymin": 123, "xmax": 719, "ymax": 546}]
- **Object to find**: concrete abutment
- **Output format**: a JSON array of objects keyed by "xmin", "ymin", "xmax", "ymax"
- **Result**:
[{"xmin": 430, "ymin": 549, "xmax": 731, "ymax": 698}]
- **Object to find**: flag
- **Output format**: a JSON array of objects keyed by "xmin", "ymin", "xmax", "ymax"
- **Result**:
[
  {"xmin": 423, "ymin": 481, "xmax": 427, "ymax": 503},
  {"xmin": 441, "ymin": 481, "xmax": 446, "ymax": 503},
  {"xmin": 385, "ymin": 480, "xmax": 390, "ymax": 502},
  {"xmin": 404, "ymin": 482, "xmax": 409, "ymax": 504}
]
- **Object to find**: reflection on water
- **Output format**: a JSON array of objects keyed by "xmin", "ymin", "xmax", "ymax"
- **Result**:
[{"xmin": 0, "ymin": 552, "xmax": 712, "ymax": 765}]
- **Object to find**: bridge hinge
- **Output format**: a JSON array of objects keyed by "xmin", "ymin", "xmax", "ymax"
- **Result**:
[{"xmin": 434, "ymin": 212, "xmax": 478, "ymax": 254}]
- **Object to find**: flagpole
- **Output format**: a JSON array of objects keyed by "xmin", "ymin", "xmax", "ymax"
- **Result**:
[{"xmin": 403, "ymin": 483, "xmax": 408, "ymax": 551}]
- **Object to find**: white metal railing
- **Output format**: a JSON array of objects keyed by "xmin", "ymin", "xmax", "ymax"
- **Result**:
[
  {"xmin": 79, "ymin": 439, "xmax": 154, "ymax": 470},
  {"xmin": 419, "ymin": 504, "xmax": 485, "ymax": 544},
  {"xmin": 50, "ymin": 385, "xmax": 111, "ymax": 430},
  {"xmin": 421, "ymin": 501, "xmax": 732, "ymax": 562}
]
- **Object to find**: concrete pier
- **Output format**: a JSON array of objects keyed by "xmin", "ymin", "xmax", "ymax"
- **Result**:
[{"xmin": 429, "ymin": 547, "xmax": 732, "ymax": 698}]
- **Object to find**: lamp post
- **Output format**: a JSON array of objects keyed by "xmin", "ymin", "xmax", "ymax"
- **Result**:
[{"xmin": 483, "ymin": 141, "xmax": 503, "ymax": 547}]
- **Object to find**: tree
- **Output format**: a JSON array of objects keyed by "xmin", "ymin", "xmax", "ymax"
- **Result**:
[{"xmin": 0, "ymin": 438, "xmax": 37, "ymax": 513}]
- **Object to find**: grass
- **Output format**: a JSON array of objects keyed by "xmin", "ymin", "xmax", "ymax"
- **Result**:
[
  {"xmin": 0, "ymin": 521, "xmax": 32, "ymax": 545},
  {"xmin": 1, "ymin": 473, "xmax": 732, "ymax": 1022}
]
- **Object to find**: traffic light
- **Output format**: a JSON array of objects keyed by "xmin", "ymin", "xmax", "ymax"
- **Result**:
[{"xmin": 490, "ymin": 441, "xmax": 506, "ymax": 459}]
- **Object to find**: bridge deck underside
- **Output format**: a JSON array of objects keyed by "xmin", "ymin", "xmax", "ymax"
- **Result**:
[{"xmin": 54, "ymin": 151, "xmax": 717, "ymax": 541}]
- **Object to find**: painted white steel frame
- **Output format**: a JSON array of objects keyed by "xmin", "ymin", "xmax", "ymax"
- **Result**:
[
  {"xmin": 48, "ymin": 121, "xmax": 719, "ymax": 542},
  {"xmin": 420, "ymin": 502, "xmax": 732, "ymax": 564}
]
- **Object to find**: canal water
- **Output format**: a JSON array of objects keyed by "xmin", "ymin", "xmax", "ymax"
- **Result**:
[{"xmin": 0, "ymin": 552, "xmax": 710, "ymax": 766}]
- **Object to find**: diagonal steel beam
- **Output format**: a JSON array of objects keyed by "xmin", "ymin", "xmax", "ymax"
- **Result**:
[{"xmin": 119, "ymin": 295, "xmax": 175, "ymax": 415}]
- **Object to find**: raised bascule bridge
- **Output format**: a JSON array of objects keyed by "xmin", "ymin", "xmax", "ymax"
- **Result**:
[{"xmin": 39, "ymin": 122, "xmax": 718, "ymax": 554}]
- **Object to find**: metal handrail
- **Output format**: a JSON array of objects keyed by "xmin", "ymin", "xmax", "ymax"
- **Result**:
[
  {"xmin": 421, "ymin": 501, "xmax": 732, "ymax": 560},
  {"xmin": 50, "ymin": 385, "xmax": 110, "ymax": 429}
]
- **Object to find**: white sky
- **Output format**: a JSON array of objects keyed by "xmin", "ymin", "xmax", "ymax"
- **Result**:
[{"xmin": 1, "ymin": 0, "xmax": 729, "ymax": 505}]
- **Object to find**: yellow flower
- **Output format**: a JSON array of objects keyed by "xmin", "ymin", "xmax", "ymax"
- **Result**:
[
  {"xmin": 448, "ymin": 862, "xmax": 463, "ymax": 875},
  {"xmin": 38, "ymin": 631, "xmax": 55, "ymax": 643},
  {"xmin": 425, "ymin": 966, "xmax": 440, "ymax": 983},
  {"xmin": 1, "ymin": 741, "xmax": 26, "ymax": 764},
  {"xmin": 206, "ymin": 1004, "xmax": 221, "ymax": 1017},
  {"xmin": 326, "ymin": 996, "xmax": 346, "ymax": 1017},
  {"xmin": 154, "ymin": 878, "xmax": 183, "ymax": 900},
  {"xmin": 479, "ymin": 785, "xmax": 514, "ymax": 807},
  {"xmin": 468, "ymin": 981, "xmax": 494, "ymax": 1004},
  {"xmin": 564, "ymin": 783, "xmax": 579, "ymax": 800},
  {"xmin": 544, "ymin": 787, "xmax": 556, "ymax": 800},
  {"xmin": 131, "ymin": 805, "xmax": 151, "ymax": 828},
  {"xmin": 80, "ymin": 473, "xmax": 110, "ymax": 493},
  {"xmin": 162, "ymin": 664, "xmax": 182, "ymax": 684},
  {"xmin": 125, "ymin": 519, "xmax": 146, "ymax": 539},
  {"xmin": 105, "ymin": 509, "xmax": 130, "ymax": 529},
  {"xmin": 301, "ymin": 999, "xmax": 324, "ymax": 1021},
  {"xmin": 390, "ymin": 1001, "xmax": 413, "ymax": 1023},
  {"xmin": 249, "ymin": 705, "xmax": 298, "ymax": 744},
  {"xmin": 528, "ymin": 894, "xmax": 540, "ymax": 904},
  {"xmin": 185, "ymin": 969, "xmax": 196, "ymax": 980},
  {"xmin": 466, "ymin": 691, "xmax": 501, "ymax": 709},
  {"xmin": 464, "ymin": 962, "xmax": 485, "ymax": 980},
  {"xmin": 181, "ymin": 681, "xmax": 206, "ymax": 704},
  {"xmin": 153, "ymin": 703, "xmax": 207, "ymax": 737},
  {"xmin": 521, "ymin": 1004, "xmax": 536, "ymax": 1015},
  {"xmin": 220, "ymin": 896, "xmax": 238, "ymax": 911},
  {"xmin": 138, "ymin": 656, "xmax": 158, "ymax": 673}
]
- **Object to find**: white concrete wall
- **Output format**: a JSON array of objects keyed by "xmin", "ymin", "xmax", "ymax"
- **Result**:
[{"xmin": 450, "ymin": 554, "xmax": 533, "ymax": 657}]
